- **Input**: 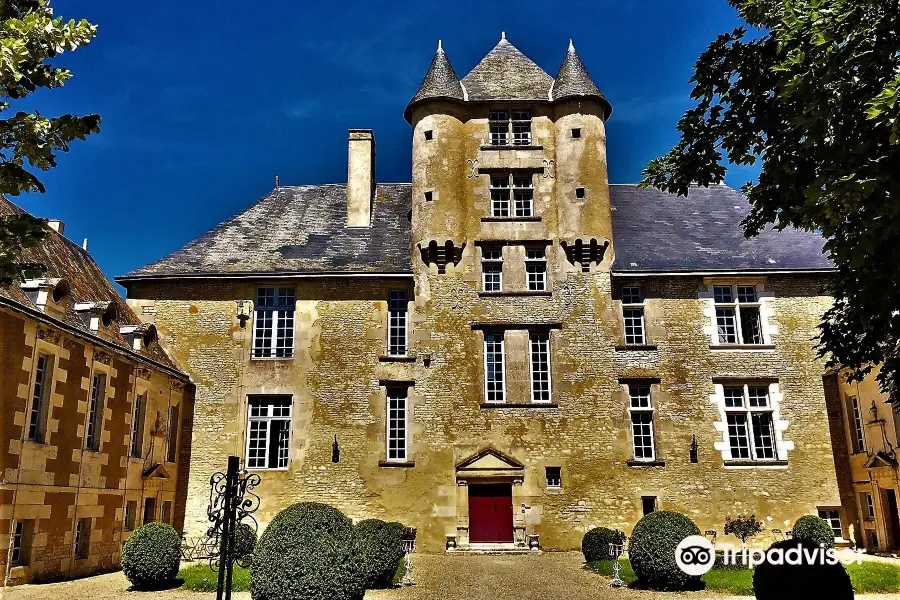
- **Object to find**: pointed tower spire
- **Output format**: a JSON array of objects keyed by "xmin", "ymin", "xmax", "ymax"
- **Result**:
[
  {"xmin": 404, "ymin": 41, "xmax": 465, "ymax": 123},
  {"xmin": 551, "ymin": 39, "xmax": 612, "ymax": 119}
]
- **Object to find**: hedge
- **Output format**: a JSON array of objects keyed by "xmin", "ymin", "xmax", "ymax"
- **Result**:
[{"xmin": 354, "ymin": 519, "xmax": 405, "ymax": 589}]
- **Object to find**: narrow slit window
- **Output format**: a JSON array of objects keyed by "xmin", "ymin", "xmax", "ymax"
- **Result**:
[
  {"xmin": 28, "ymin": 353, "xmax": 53, "ymax": 443},
  {"xmin": 529, "ymin": 332, "xmax": 551, "ymax": 403},
  {"xmin": 484, "ymin": 333, "xmax": 506, "ymax": 403},
  {"xmin": 423, "ymin": 130, "xmax": 433, "ymax": 140},
  {"xmin": 131, "ymin": 393, "xmax": 145, "ymax": 459},
  {"xmin": 575, "ymin": 187, "xmax": 586, "ymax": 199},
  {"xmin": 386, "ymin": 387, "xmax": 408, "ymax": 462},
  {"xmin": 246, "ymin": 397, "xmax": 292, "ymax": 470},
  {"xmin": 12, "ymin": 521, "xmax": 31, "ymax": 565},
  {"xmin": 629, "ymin": 385, "xmax": 655, "ymax": 461},
  {"xmin": 85, "ymin": 373, "xmax": 106, "ymax": 451},
  {"xmin": 388, "ymin": 290, "xmax": 408, "ymax": 356},
  {"xmin": 481, "ymin": 248, "xmax": 503, "ymax": 292},
  {"xmin": 74, "ymin": 518, "xmax": 90, "ymax": 559},
  {"xmin": 849, "ymin": 396, "xmax": 865, "ymax": 453},
  {"xmin": 253, "ymin": 287, "xmax": 295, "ymax": 359},
  {"xmin": 525, "ymin": 248, "xmax": 547, "ymax": 291},
  {"xmin": 166, "ymin": 404, "xmax": 180, "ymax": 463},
  {"xmin": 124, "ymin": 501, "xmax": 136, "ymax": 531}
]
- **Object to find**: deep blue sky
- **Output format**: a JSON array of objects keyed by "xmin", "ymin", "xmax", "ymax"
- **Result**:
[{"xmin": 20, "ymin": 0, "xmax": 759, "ymax": 287}]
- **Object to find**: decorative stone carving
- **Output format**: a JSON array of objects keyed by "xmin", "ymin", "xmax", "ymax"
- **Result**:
[
  {"xmin": 136, "ymin": 367, "xmax": 152, "ymax": 381},
  {"xmin": 171, "ymin": 379, "xmax": 186, "ymax": 392},
  {"xmin": 94, "ymin": 350, "xmax": 113, "ymax": 365},
  {"xmin": 466, "ymin": 159, "xmax": 478, "ymax": 178},
  {"xmin": 541, "ymin": 158, "xmax": 555, "ymax": 178},
  {"xmin": 37, "ymin": 327, "xmax": 63, "ymax": 346}
]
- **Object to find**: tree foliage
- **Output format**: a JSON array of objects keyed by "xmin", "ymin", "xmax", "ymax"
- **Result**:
[
  {"xmin": 724, "ymin": 514, "xmax": 763, "ymax": 545},
  {"xmin": 0, "ymin": 0, "xmax": 99, "ymax": 284},
  {"xmin": 640, "ymin": 0, "xmax": 900, "ymax": 405}
]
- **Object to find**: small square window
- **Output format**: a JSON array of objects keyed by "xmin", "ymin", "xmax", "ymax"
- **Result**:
[
  {"xmin": 424, "ymin": 130, "xmax": 433, "ymax": 141},
  {"xmin": 641, "ymin": 496, "xmax": 657, "ymax": 515},
  {"xmin": 571, "ymin": 128, "xmax": 581, "ymax": 138},
  {"xmin": 575, "ymin": 187, "xmax": 586, "ymax": 199},
  {"xmin": 424, "ymin": 191, "xmax": 433, "ymax": 202},
  {"xmin": 545, "ymin": 466, "xmax": 561, "ymax": 488}
]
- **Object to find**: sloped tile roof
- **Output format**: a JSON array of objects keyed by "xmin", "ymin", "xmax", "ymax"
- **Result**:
[
  {"xmin": 551, "ymin": 41, "xmax": 612, "ymax": 118},
  {"xmin": 609, "ymin": 184, "xmax": 833, "ymax": 273},
  {"xmin": 405, "ymin": 42, "xmax": 465, "ymax": 121},
  {"xmin": 119, "ymin": 184, "xmax": 412, "ymax": 280},
  {"xmin": 460, "ymin": 38, "xmax": 554, "ymax": 101},
  {"xmin": 0, "ymin": 197, "xmax": 186, "ymax": 376}
]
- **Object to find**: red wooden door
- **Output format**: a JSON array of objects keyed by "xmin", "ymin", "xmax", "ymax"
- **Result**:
[{"xmin": 468, "ymin": 483, "xmax": 513, "ymax": 543}]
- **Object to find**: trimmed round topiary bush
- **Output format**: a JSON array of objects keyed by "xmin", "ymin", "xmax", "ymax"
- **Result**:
[
  {"xmin": 251, "ymin": 502, "xmax": 364, "ymax": 600},
  {"xmin": 581, "ymin": 527, "xmax": 626, "ymax": 562},
  {"xmin": 753, "ymin": 538, "xmax": 852, "ymax": 600},
  {"xmin": 354, "ymin": 519, "xmax": 405, "ymax": 589},
  {"xmin": 121, "ymin": 522, "xmax": 181, "ymax": 589},
  {"xmin": 791, "ymin": 515, "xmax": 836, "ymax": 549},
  {"xmin": 233, "ymin": 522, "xmax": 257, "ymax": 562},
  {"xmin": 628, "ymin": 511, "xmax": 703, "ymax": 591}
]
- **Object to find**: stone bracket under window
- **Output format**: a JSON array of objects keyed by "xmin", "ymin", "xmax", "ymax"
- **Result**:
[
  {"xmin": 418, "ymin": 240, "xmax": 465, "ymax": 274},
  {"xmin": 561, "ymin": 238, "xmax": 609, "ymax": 272}
]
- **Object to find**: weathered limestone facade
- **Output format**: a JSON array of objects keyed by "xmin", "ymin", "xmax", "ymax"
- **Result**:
[
  {"xmin": 119, "ymin": 36, "xmax": 841, "ymax": 553},
  {"xmin": 0, "ymin": 204, "xmax": 192, "ymax": 585},
  {"xmin": 824, "ymin": 365, "xmax": 900, "ymax": 551}
]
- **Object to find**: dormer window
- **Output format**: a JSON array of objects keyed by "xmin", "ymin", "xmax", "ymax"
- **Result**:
[
  {"xmin": 488, "ymin": 110, "xmax": 532, "ymax": 146},
  {"xmin": 20, "ymin": 278, "xmax": 68, "ymax": 311}
]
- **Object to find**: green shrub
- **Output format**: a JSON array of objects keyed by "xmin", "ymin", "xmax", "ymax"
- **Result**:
[
  {"xmin": 354, "ymin": 519, "xmax": 405, "ymax": 589},
  {"xmin": 250, "ymin": 502, "xmax": 364, "ymax": 600},
  {"xmin": 628, "ymin": 511, "xmax": 703, "ymax": 591},
  {"xmin": 581, "ymin": 527, "xmax": 626, "ymax": 562},
  {"xmin": 233, "ymin": 522, "xmax": 257, "ymax": 562},
  {"xmin": 753, "ymin": 539, "xmax": 852, "ymax": 599},
  {"xmin": 121, "ymin": 522, "xmax": 182, "ymax": 589},
  {"xmin": 792, "ymin": 515, "xmax": 836, "ymax": 549}
]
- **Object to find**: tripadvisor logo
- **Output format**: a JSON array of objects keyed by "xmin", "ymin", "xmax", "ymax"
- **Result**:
[
  {"xmin": 674, "ymin": 535, "xmax": 864, "ymax": 575},
  {"xmin": 674, "ymin": 535, "xmax": 715, "ymax": 576}
]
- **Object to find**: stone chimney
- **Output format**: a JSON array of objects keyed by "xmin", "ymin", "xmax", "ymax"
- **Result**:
[
  {"xmin": 346, "ymin": 129, "xmax": 375, "ymax": 227},
  {"xmin": 47, "ymin": 219, "xmax": 64, "ymax": 234}
]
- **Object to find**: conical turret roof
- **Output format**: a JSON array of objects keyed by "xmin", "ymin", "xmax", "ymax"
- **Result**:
[
  {"xmin": 551, "ymin": 40, "xmax": 611, "ymax": 118},
  {"xmin": 404, "ymin": 41, "xmax": 465, "ymax": 122},
  {"xmin": 460, "ymin": 34, "xmax": 554, "ymax": 101}
]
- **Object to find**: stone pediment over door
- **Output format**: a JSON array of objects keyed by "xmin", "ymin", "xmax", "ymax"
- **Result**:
[{"xmin": 455, "ymin": 448, "xmax": 525, "ymax": 482}]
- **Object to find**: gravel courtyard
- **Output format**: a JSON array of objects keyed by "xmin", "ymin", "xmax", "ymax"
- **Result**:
[{"xmin": 3, "ymin": 552, "xmax": 899, "ymax": 600}]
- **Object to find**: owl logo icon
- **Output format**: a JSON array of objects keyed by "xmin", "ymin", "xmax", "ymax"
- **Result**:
[{"xmin": 675, "ymin": 535, "xmax": 716, "ymax": 576}]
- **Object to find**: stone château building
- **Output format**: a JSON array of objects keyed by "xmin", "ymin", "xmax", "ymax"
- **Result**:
[
  {"xmin": 118, "ymin": 35, "xmax": 844, "ymax": 552},
  {"xmin": 0, "ymin": 199, "xmax": 192, "ymax": 585}
]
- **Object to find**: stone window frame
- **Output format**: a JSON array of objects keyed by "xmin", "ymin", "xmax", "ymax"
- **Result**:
[
  {"xmin": 488, "ymin": 109, "xmax": 532, "ymax": 146},
  {"xmin": 27, "ymin": 352, "xmax": 54, "ymax": 444},
  {"xmin": 25, "ymin": 333, "xmax": 67, "ymax": 448},
  {"xmin": 130, "ymin": 389, "xmax": 147, "ymax": 460},
  {"xmin": 628, "ymin": 384, "xmax": 656, "ymax": 462},
  {"xmin": 528, "ymin": 331, "xmax": 552, "ymax": 403},
  {"xmin": 847, "ymin": 394, "xmax": 866, "ymax": 454},
  {"xmin": 481, "ymin": 246, "xmax": 503, "ymax": 292},
  {"xmin": 710, "ymin": 380, "xmax": 792, "ymax": 466},
  {"xmin": 11, "ymin": 520, "xmax": 33, "ymax": 566},
  {"xmin": 545, "ymin": 466, "xmax": 562, "ymax": 489},
  {"xmin": 385, "ymin": 386, "xmax": 409, "ymax": 463},
  {"xmin": 166, "ymin": 403, "xmax": 180, "ymax": 464},
  {"xmin": 74, "ymin": 517, "xmax": 91, "ymax": 560},
  {"xmin": 251, "ymin": 286, "xmax": 296, "ymax": 360},
  {"xmin": 489, "ymin": 172, "xmax": 534, "ymax": 218},
  {"xmin": 702, "ymin": 281, "xmax": 776, "ymax": 348},
  {"xmin": 525, "ymin": 246, "xmax": 548, "ymax": 291},
  {"xmin": 861, "ymin": 492, "xmax": 875, "ymax": 521},
  {"xmin": 84, "ymin": 367, "xmax": 109, "ymax": 453},
  {"xmin": 621, "ymin": 285, "xmax": 646, "ymax": 346},
  {"xmin": 387, "ymin": 289, "xmax": 409, "ymax": 357},
  {"xmin": 817, "ymin": 507, "xmax": 843, "ymax": 540},
  {"xmin": 483, "ymin": 331, "xmax": 507, "ymax": 404},
  {"xmin": 244, "ymin": 395, "xmax": 293, "ymax": 471}
]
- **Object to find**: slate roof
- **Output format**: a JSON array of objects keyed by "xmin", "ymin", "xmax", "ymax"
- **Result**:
[
  {"xmin": 119, "ymin": 184, "xmax": 412, "ymax": 280},
  {"xmin": 0, "ymin": 197, "xmax": 186, "ymax": 376},
  {"xmin": 609, "ymin": 184, "xmax": 833, "ymax": 273},
  {"xmin": 405, "ymin": 42, "xmax": 465, "ymax": 122},
  {"xmin": 460, "ymin": 37, "xmax": 555, "ymax": 102},
  {"xmin": 551, "ymin": 41, "xmax": 612, "ymax": 119}
]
